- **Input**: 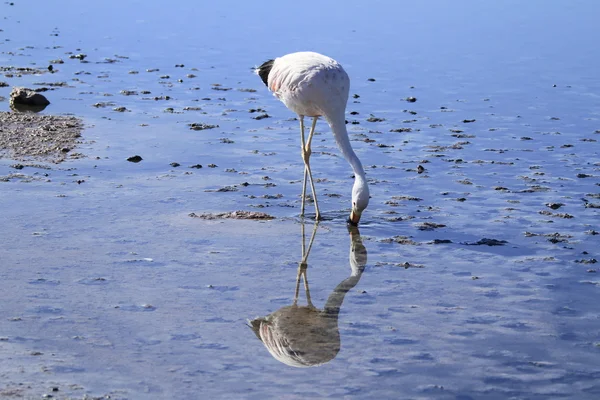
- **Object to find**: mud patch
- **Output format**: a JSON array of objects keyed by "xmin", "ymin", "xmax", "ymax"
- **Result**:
[
  {"xmin": 380, "ymin": 236, "xmax": 419, "ymax": 245},
  {"xmin": 463, "ymin": 238, "xmax": 508, "ymax": 246},
  {"xmin": 188, "ymin": 210, "xmax": 275, "ymax": 220},
  {"xmin": 0, "ymin": 112, "xmax": 83, "ymax": 162}
]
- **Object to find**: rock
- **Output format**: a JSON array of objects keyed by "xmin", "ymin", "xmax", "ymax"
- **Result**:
[
  {"xmin": 464, "ymin": 238, "xmax": 507, "ymax": 246},
  {"xmin": 416, "ymin": 222, "xmax": 446, "ymax": 231},
  {"xmin": 127, "ymin": 155, "xmax": 143, "ymax": 163},
  {"xmin": 69, "ymin": 53, "xmax": 87, "ymax": 60},
  {"xmin": 432, "ymin": 239, "xmax": 453, "ymax": 244},
  {"xmin": 9, "ymin": 87, "xmax": 50, "ymax": 112},
  {"xmin": 188, "ymin": 123, "xmax": 218, "ymax": 131},
  {"xmin": 545, "ymin": 202, "xmax": 564, "ymax": 210}
]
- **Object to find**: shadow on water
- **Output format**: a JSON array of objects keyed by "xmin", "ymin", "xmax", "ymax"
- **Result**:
[{"xmin": 249, "ymin": 221, "xmax": 367, "ymax": 367}]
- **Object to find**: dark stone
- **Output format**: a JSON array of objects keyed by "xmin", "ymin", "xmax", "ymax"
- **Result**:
[
  {"xmin": 188, "ymin": 123, "xmax": 218, "ymax": 131},
  {"xmin": 253, "ymin": 113, "xmax": 270, "ymax": 120},
  {"xmin": 464, "ymin": 238, "xmax": 507, "ymax": 246},
  {"xmin": 127, "ymin": 155, "xmax": 143, "ymax": 163},
  {"xmin": 10, "ymin": 87, "xmax": 50, "ymax": 112}
]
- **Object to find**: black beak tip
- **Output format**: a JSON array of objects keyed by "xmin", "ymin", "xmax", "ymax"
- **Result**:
[{"xmin": 346, "ymin": 217, "xmax": 358, "ymax": 227}]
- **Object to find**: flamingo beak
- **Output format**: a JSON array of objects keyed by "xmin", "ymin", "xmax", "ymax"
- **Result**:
[{"xmin": 347, "ymin": 210, "xmax": 361, "ymax": 226}]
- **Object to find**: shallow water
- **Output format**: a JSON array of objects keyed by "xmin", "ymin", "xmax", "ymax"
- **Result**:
[{"xmin": 1, "ymin": 1, "xmax": 599, "ymax": 399}]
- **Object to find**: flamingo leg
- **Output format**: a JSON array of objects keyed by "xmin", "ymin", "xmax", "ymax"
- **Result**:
[
  {"xmin": 302, "ymin": 116, "xmax": 321, "ymax": 220},
  {"xmin": 299, "ymin": 116, "xmax": 308, "ymax": 218}
]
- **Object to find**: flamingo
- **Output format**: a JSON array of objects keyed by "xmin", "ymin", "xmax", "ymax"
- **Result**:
[{"xmin": 256, "ymin": 51, "xmax": 369, "ymax": 225}]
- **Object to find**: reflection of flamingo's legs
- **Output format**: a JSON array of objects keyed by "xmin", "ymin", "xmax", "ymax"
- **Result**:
[
  {"xmin": 295, "ymin": 221, "xmax": 319, "ymax": 307},
  {"xmin": 303, "ymin": 269, "xmax": 313, "ymax": 308},
  {"xmin": 301, "ymin": 219, "xmax": 307, "ymax": 259},
  {"xmin": 293, "ymin": 262, "xmax": 304, "ymax": 306},
  {"xmin": 302, "ymin": 221, "xmax": 319, "ymax": 264}
]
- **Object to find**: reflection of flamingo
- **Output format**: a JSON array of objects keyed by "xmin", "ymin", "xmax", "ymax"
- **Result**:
[
  {"xmin": 249, "ymin": 223, "xmax": 367, "ymax": 367},
  {"xmin": 256, "ymin": 52, "xmax": 369, "ymax": 225}
]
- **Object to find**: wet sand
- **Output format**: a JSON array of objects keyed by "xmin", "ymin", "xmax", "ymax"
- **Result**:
[{"xmin": 0, "ymin": 111, "xmax": 83, "ymax": 163}]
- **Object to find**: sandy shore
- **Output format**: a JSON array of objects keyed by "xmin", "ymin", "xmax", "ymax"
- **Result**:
[{"xmin": 0, "ymin": 111, "xmax": 83, "ymax": 163}]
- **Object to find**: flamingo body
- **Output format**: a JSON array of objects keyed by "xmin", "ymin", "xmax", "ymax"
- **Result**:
[
  {"xmin": 256, "ymin": 51, "xmax": 369, "ymax": 225},
  {"xmin": 262, "ymin": 52, "xmax": 349, "ymax": 119}
]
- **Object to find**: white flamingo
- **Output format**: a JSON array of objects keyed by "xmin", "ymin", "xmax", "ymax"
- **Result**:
[{"xmin": 256, "ymin": 51, "xmax": 369, "ymax": 225}]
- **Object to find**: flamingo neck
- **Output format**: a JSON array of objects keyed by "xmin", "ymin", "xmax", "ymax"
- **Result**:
[{"xmin": 326, "ymin": 113, "xmax": 366, "ymax": 183}]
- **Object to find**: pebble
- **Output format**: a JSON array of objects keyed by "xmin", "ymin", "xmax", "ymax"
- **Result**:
[{"xmin": 127, "ymin": 155, "xmax": 143, "ymax": 163}]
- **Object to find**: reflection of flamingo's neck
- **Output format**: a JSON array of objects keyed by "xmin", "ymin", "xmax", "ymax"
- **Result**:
[
  {"xmin": 324, "ymin": 230, "xmax": 367, "ymax": 317},
  {"xmin": 324, "ymin": 274, "xmax": 362, "ymax": 318}
]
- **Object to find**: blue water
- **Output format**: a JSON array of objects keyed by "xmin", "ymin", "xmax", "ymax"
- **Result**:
[{"xmin": 1, "ymin": 1, "xmax": 599, "ymax": 399}]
